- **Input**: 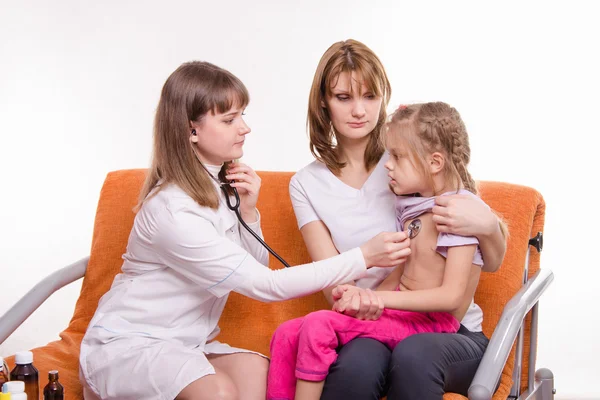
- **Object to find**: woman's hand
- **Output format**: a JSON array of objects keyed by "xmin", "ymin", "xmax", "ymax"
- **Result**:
[
  {"xmin": 433, "ymin": 194, "xmax": 507, "ymax": 272},
  {"xmin": 332, "ymin": 285, "xmax": 384, "ymax": 320},
  {"xmin": 360, "ymin": 231, "xmax": 411, "ymax": 268},
  {"xmin": 226, "ymin": 162, "xmax": 261, "ymax": 222},
  {"xmin": 432, "ymin": 194, "xmax": 497, "ymax": 237}
]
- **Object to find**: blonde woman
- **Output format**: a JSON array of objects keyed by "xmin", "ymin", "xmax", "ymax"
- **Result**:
[
  {"xmin": 288, "ymin": 40, "xmax": 506, "ymax": 399},
  {"xmin": 78, "ymin": 61, "xmax": 409, "ymax": 400}
]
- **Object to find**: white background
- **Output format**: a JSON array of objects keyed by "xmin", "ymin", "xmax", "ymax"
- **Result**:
[{"xmin": 1, "ymin": 1, "xmax": 598, "ymax": 398}]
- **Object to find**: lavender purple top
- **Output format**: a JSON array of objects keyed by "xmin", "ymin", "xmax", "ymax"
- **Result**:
[{"xmin": 395, "ymin": 190, "xmax": 484, "ymax": 266}]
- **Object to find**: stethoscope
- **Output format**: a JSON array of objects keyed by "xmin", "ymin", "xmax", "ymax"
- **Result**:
[
  {"xmin": 191, "ymin": 139, "xmax": 291, "ymax": 268},
  {"xmin": 222, "ymin": 180, "xmax": 421, "ymax": 267},
  {"xmin": 219, "ymin": 181, "xmax": 291, "ymax": 269}
]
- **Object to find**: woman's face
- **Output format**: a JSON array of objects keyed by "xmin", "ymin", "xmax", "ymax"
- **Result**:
[
  {"xmin": 191, "ymin": 105, "xmax": 250, "ymax": 165},
  {"xmin": 325, "ymin": 71, "xmax": 383, "ymax": 143}
]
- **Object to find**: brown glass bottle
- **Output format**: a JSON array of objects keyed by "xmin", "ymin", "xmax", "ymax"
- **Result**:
[
  {"xmin": 43, "ymin": 370, "xmax": 64, "ymax": 400},
  {"xmin": 10, "ymin": 351, "xmax": 39, "ymax": 400}
]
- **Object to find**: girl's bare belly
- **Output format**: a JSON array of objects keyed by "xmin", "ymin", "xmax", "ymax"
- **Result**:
[{"xmin": 398, "ymin": 213, "xmax": 480, "ymax": 321}]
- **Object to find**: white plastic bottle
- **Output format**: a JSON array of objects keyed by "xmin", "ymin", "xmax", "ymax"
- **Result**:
[{"xmin": 2, "ymin": 382, "xmax": 26, "ymax": 400}]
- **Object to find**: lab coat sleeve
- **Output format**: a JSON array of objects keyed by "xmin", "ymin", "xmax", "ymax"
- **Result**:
[
  {"xmin": 233, "ymin": 247, "xmax": 367, "ymax": 302},
  {"xmin": 238, "ymin": 209, "xmax": 269, "ymax": 266},
  {"xmin": 153, "ymin": 204, "xmax": 367, "ymax": 300}
]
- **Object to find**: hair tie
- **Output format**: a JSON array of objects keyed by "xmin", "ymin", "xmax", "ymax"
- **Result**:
[{"xmin": 397, "ymin": 104, "xmax": 407, "ymax": 111}]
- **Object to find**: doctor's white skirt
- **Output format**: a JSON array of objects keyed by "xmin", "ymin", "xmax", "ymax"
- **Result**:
[{"xmin": 79, "ymin": 333, "xmax": 266, "ymax": 400}]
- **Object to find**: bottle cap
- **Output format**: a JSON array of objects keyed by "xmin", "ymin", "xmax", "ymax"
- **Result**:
[
  {"xmin": 14, "ymin": 351, "xmax": 33, "ymax": 365},
  {"xmin": 48, "ymin": 370, "xmax": 59, "ymax": 380},
  {"xmin": 3, "ymin": 380, "xmax": 25, "ymax": 392},
  {"xmin": 0, "ymin": 393, "xmax": 11, "ymax": 400}
]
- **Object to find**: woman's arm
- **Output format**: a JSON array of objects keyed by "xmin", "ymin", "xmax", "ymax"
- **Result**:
[
  {"xmin": 376, "ymin": 244, "xmax": 477, "ymax": 313},
  {"xmin": 432, "ymin": 194, "xmax": 506, "ymax": 273},
  {"xmin": 474, "ymin": 224, "xmax": 505, "ymax": 273},
  {"xmin": 299, "ymin": 220, "xmax": 352, "ymax": 305},
  {"xmin": 154, "ymin": 205, "xmax": 409, "ymax": 302}
]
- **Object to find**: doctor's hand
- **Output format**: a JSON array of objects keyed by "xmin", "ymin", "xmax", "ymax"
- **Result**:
[
  {"xmin": 332, "ymin": 285, "xmax": 384, "ymax": 320},
  {"xmin": 226, "ymin": 162, "xmax": 261, "ymax": 222},
  {"xmin": 360, "ymin": 231, "xmax": 411, "ymax": 268}
]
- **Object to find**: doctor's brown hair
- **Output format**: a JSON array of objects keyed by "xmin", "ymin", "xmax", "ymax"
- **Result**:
[
  {"xmin": 307, "ymin": 39, "xmax": 391, "ymax": 175},
  {"xmin": 136, "ymin": 61, "xmax": 249, "ymax": 210}
]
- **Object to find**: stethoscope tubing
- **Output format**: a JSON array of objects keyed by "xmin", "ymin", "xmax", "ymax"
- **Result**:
[{"xmin": 220, "ymin": 184, "xmax": 291, "ymax": 268}]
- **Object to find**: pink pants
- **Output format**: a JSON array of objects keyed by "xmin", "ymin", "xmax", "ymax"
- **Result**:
[{"xmin": 267, "ymin": 309, "xmax": 459, "ymax": 400}]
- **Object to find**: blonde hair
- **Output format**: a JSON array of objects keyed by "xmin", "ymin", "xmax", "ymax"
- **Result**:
[
  {"xmin": 387, "ymin": 102, "xmax": 477, "ymax": 195},
  {"xmin": 307, "ymin": 39, "xmax": 391, "ymax": 175},
  {"xmin": 388, "ymin": 102, "xmax": 509, "ymax": 238},
  {"xmin": 136, "ymin": 61, "xmax": 249, "ymax": 210}
]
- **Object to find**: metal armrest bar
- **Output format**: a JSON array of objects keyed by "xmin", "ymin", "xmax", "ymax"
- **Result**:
[
  {"xmin": 528, "ymin": 302, "xmax": 539, "ymax": 391},
  {"xmin": 467, "ymin": 268, "xmax": 554, "ymax": 400},
  {"xmin": 0, "ymin": 257, "xmax": 89, "ymax": 345},
  {"xmin": 511, "ymin": 246, "xmax": 535, "ymax": 398}
]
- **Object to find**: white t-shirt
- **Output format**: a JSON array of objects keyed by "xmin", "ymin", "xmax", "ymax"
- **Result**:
[{"xmin": 290, "ymin": 153, "xmax": 484, "ymax": 332}]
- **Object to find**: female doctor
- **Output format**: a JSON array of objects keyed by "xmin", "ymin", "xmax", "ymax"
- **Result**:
[{"xmin": 78, "ymin": 61, "xmax": 410, "ymax": 400}]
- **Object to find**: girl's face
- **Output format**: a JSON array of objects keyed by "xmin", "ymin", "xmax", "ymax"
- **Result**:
[
  {"xmin": 191, "ymin": 105, "xmax": 250, "ymax": 165},
  {"xmin": 325, "ymin": 71, "xmax": 382, "ymax": 143},
  {"xmin": 384, "ymin": 145, "xmax": 427, "ymax": 196}
]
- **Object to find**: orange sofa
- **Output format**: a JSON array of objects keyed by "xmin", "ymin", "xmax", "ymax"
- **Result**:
[{"xmin": 1, "ymin": 170, "xmax": 554, "ymax": 399}]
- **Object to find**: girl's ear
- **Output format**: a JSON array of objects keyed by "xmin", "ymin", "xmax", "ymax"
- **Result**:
[{"xmin": 429, "ymin": 152, "xmax": 445, "ymax": 175}]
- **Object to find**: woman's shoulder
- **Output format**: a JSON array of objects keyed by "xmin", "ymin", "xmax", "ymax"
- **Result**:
[
  {"xmin": 142, "ymin": 183, "xmax": 217, "ymax": 222},
  {"xmin": 292, "ymin": 159, "xmax": 328, "ymax": 182},
  {"xmin": 289, "ymin": 159, "xmax": 330, "ymax": 191}
]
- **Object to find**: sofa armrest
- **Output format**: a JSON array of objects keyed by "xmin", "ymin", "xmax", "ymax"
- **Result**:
[
  {"xmin": 0, "ymin": 257, "xmax": 89, "ymax": 345},
  {"xmin": 467, "ymin": 268, "xmax": 554, "ymax": 400}
]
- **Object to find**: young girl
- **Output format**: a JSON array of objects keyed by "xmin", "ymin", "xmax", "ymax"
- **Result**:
[
  {"xmin": 77, "ymin": 61, "xmax": 409, "ymax": 400},
  {"xmin": 267, "ymin": 101, "xmax": 490, "ymax": 400}
]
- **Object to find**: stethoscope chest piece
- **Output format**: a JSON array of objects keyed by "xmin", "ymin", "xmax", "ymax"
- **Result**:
[{"xmin": 407, "ymin": 219, "xmax": 422, "ymax": 239}]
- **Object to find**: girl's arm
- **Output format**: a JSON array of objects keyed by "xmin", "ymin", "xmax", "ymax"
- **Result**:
[
  {"xmin": 432, "ymin": 194, "xmax": 506, "ymax": 273},
  {"xmin": 375, "ymin": 263, "xmax": 405, "ymax": 291},
  {"xmin": 377, "ymin": 244, "xmax": 476, "ymax": 313}
]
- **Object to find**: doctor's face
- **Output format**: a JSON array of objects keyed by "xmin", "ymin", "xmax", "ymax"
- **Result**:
[{"xmin": 191, "ymin": 105, "xmax": 251, "ymax": 165}]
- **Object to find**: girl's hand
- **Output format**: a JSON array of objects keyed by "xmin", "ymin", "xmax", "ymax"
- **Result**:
[
  {"xmin": 332, "ymin": 285, "xmax": 384, "ymax": 320},
  {"xmin": 360, "ymin": 231, "xmax": 411, "ymax": 268},
  {"xmin": 432, "ymin": 194, "xmax": 497, "ymax": 237},
  {"xmin": 226, "ymin": 162, "xmax": 261, "ymax": 221}
]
